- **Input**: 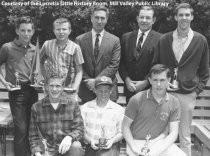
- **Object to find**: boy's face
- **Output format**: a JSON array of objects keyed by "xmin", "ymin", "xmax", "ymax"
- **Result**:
[
  {"xmin": 95, "ymin": 84, "xmax": 112, "ymax": 101},
  {"xmin": 53, "ymin": 22, "xmax": 71, "ymax": 42},
  {"xmin": 16, "ymin": 23, "xmax": 34, "ymax": 44},
  {"xmin": 149, "ymin": 71, "xmax": 170, "ymax": 96},
  {"xmin": 47, "ymin": 78, "xmax": 64, "ymax": 101},
  {"xmin": 175, "ymin": 8, "xmax": 193, "ymax": 31}
]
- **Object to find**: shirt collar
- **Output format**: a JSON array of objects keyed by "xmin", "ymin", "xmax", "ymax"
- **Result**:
[
  {"xmin": 87, "ymin": 99, "xmax": 113, "ymax": 109},
  {"xmin": 137, "ymin": 29, "xmax": 151, "ymax": 38},
  {"xmin": 56, "ymin": 39, "xmax": 70, "ymax": 46},
  {"xmin": 92, "ymin": 29, "xmax": 104, "ymax": 38},
  {"xmin": 13, "ymin": 38, "xmax": 33, "ymax": 48},
  {"xmin": 173, "ymin": 28, "xmax": 193, "ymax": 39},
  {"xmin": 146, "ymin": 89, "xmax": 169, "ymax": 104}
]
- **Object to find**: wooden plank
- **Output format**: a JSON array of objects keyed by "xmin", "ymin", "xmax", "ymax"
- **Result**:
[
  {"xmin": 205, "ymin": 125, "xmax": 210, "ymax": 131},
  {"xmin": 199, "ymin": 90, "xmax": 210, "ymax": 96},
  {"xmin": 194, "ymin": 123, "xmax": 210, "ymax": 150},
  {"xmin": 117, "ymin": 96, "xmax": 126, "ymax": 106},
  {"xmin": 118, "ymin": 86, "xmax": 124, "ymax": 94},
  {"xmin": 196, "ymin": 99, "xmax": 210, "ymax": 107},
  {"xmin": 193, "ymin": 120, "xmax": 210, "ymax": 126},
  {"xmin": 193, "ymin": 110, "xmax": 210, "ymax": 117}
]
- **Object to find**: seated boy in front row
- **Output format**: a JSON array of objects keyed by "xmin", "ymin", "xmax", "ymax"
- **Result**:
[
  {"xmin": 122, "ymin": 64, "xmax": 186, "ymax": 156},
  {"xmin": 29, "ymin": 74, "xmax": 84, "ymax": 156}
]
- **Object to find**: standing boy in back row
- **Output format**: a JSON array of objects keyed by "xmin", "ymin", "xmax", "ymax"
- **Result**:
[
  {"xmin": 0, "ymin": 16, "xmax": 38, "ymax": 156},
  {"xmin": 153, "ymin": 3, "xmax": 209, "ymax": 156}
]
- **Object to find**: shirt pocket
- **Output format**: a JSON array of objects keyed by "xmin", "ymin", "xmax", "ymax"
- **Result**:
[
  {"xmin": 61, "ymin": 114, "xmax": 74, "ymax": 130},
  {"xmin": 37, "ymin": 117, "xmax": 52, "ymax": 134}
]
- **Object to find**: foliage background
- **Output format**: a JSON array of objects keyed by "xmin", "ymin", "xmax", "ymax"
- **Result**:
[{"xmin": 0, "ymin": 0, "xmax": 210, "ymax": 47}]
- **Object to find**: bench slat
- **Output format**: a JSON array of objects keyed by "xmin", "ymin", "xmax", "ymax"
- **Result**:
[
  {"xmin": 196, "ymin": 99, "xmax": 210, "ymax": 107},
  {"xmin": 194, "ymin": 123, "xmax": 210, "ymax": 149},
  {"xmin": 193, "ymin": 110, "xmax": 210, "ymax": 117}
]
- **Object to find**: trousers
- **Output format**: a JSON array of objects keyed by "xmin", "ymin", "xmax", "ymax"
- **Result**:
[
  {"xmin": 9, "ymin": 85, "xmax": 38, "ymax": 156},
  {"xmin": 84, "ymin": 143, "xmax": 120, "ymax": 156},
  {"xmin": 171, "ymin": 92, "xmax": 197, "ymax": 156},
  {"xmin": 126, "ymin": 139, "xmax": 186, "ymax": 156}
]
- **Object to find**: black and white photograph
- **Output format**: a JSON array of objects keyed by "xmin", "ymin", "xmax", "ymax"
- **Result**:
[{"xmin": 0, "ymin": 0, "xmax": 210, "ymax": 156}]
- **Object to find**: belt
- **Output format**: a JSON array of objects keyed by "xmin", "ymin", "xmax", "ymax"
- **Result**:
[
  {"xmin": 19, "ymin": 81, "xmax": 32, "ymax": 90},
  {"xmin": 20, "ymin": 81, "xmax": 31, "ymax": 86}
]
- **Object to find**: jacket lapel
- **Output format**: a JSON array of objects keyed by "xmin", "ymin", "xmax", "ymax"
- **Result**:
[
  {"xmin": 84, "ymin": 32, "xmax": 97, "ymax": 64},
  {"xmin": 179, "ymin": 35, "xmax": 195, "ymax": 66},
  {"xmin": 130, "ymin": 31, "xmax": 138, "ymax": 59}
]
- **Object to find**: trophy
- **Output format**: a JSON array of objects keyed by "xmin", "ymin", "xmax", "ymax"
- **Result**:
[
  {"xmin": 30, "ymin": 71, "xmax": 43, "ymax": 90},
  {"xmin": 11, "ymin": 72, "xmax": 21, "ymax": 91},
  {"xmin": 169, "ymin": 68, "xmax": 179, "ymax": 90},
  {"xmin": 42, "ymin": 139, "xmax": 49, "ymax": 156},
  {"xmin": 141, "ymin": 134, "xmax": 151, "ymax": 156},
  {"xmin": 98, "ymin": 125, "xmax": 107, "ymax": 148}
]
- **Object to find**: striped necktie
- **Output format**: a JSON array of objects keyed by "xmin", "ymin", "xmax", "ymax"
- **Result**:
[
  {"xmin": 94, "ymin": 34, "xmax": 100, "ymax": 60},
  {"xmin": 136, "ymin": 32, "xmax": 144, "ymax": 59}
]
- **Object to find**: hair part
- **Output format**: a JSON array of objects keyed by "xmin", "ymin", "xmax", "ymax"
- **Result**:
[
  {"xmin": 46, "ymin": 74, "xmax": 65, "ymax": 86},
  {"xmin": 15, "ymin": 16, "xmax": 34, "ymax": 29},
  {"xmin": 174, "ymin": 3, "xmax": 194, "ymax": 16},
  {"xmin": 91, "ymin": 5, "xmax": 109, "ymax": 18},
  {"xmin": 53, "ymin": 17, "xmax": 71, "ymax": 29},
  {"xmin": 148, "ymin": 64, "xmax": 171, "ymax": 78},
  {"xmin": 138, "ymin": 5, "xmax": 156, "ymax": 18}
]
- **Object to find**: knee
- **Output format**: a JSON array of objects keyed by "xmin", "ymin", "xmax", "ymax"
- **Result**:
[
  {"xmin": 16, "ymin": 123, "xmax": 27, "ymax": 136},
  {"xmin": 71, "ymin": 141, "xmax": 82, "ymax": 149},
  {"xmin": 68, "ymin": 141, "xmax": 84, "ymax": 156}
]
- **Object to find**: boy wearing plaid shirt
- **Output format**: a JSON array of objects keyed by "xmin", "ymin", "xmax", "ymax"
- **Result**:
[{"xmin": 29, "ymin": 74, "xmax": 84, "ymax": 156}]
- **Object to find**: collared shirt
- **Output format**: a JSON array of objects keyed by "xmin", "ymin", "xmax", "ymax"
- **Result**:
[
  {"xmin": 136, "ymin": 29, "xmax": 151, "ymax": 47},
  {"xmin": 81, "ymin": 99, "xmax": 124, "ymax": 142},
  {"xmin": 92, "ymin": 29, "xmax": 104, "ymax": 49},
  {"xmin": 125, "ymin": 89, "xmax": 180, "ymax": 140},
  {"xmin": 29, "ymin": 93, "xmax": 84, "ymax": 155},
  {"xmin": 40, "ymin": 39, "xmax": 84, "ymax": 82},
  {"xmin": 172, "ymin": 28, "xmax": 194, "ymax": 62},
  {"xmin": 0, "ymin": 38, "xmax": 36, "ymax": 85}
]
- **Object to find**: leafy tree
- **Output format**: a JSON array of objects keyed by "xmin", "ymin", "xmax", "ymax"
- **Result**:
[{"xmin": 0, "ymin": 0, "xmax": 210, "ymax": 46}]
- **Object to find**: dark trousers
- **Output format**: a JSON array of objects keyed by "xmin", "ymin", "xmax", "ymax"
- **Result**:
[
  {"xmin": 9, "ymin": 85, "xmax": 38, "ymax": 156},
  {"xmin": 43, "ymin": 141, "xmax": 84, "ymax": 156},
  {"xmin": 85, "ymin": 143, "xmax": 120, "ymax": 156}
]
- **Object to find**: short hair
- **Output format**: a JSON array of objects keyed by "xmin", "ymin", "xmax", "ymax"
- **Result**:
[
  {"xmin": 53, "ymin": 17, "xmax": 71, "ymax": 29},
  {"xmin": 138, "ymin": 5, "xmax": 156, "ymax": 18},
  {"xmin": 91, "ymin": 5, "xmax": 109, "ymax": 18},
  {"xmin": 174, "ymin": 3, "xmax": 194, "ymax": 15},
  {"xmin": 15, "ymin": 16, "xmax": 34, "ymax": 29},
  {"xmin": 148, "ymin": 64, "xmax": 171, "ymax": 78},
  {"xmin": 46, "ymin": 74, "xmax": 65, "ymax": 86}
]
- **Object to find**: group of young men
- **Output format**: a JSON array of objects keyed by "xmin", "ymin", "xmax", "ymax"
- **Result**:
[{"xmin": 0, "ymin": 2, "xmax": 209, "ymax": 156}]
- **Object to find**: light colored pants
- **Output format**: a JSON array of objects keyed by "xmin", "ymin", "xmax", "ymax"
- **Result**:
[
  {"xmin": 127, "ymin": 139, "xmax": 186, "ymax": 156},
  {"xmin": 171, "ymin": 92, "xmax": 197, "ymax": 156}
]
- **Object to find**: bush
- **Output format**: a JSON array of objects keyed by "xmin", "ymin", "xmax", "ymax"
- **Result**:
[{"xmin": 0, "ymin": 0, "xmax": 210, "ymax": 46}]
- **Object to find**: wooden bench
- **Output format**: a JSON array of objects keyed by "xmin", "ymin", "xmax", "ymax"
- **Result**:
[
  {"xmin": 0, "ymin": 102, "xmax": 13, "ymax": 156},
  {"xmin": 191, "ymin": 82, "xmax": 210, "ymax": 156},
  {"xmin": 0, "ymin": 72, "xmax": 209, "ymax": 156}
]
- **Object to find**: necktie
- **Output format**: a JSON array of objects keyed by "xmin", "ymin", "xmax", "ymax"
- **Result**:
[
  {"xmin": 94, "ymin": 34, "xmax": 100, "ymax": 60},
  {"xmin": 136, "ymin": 32, "xmax": 144, "ymax": 59}
]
